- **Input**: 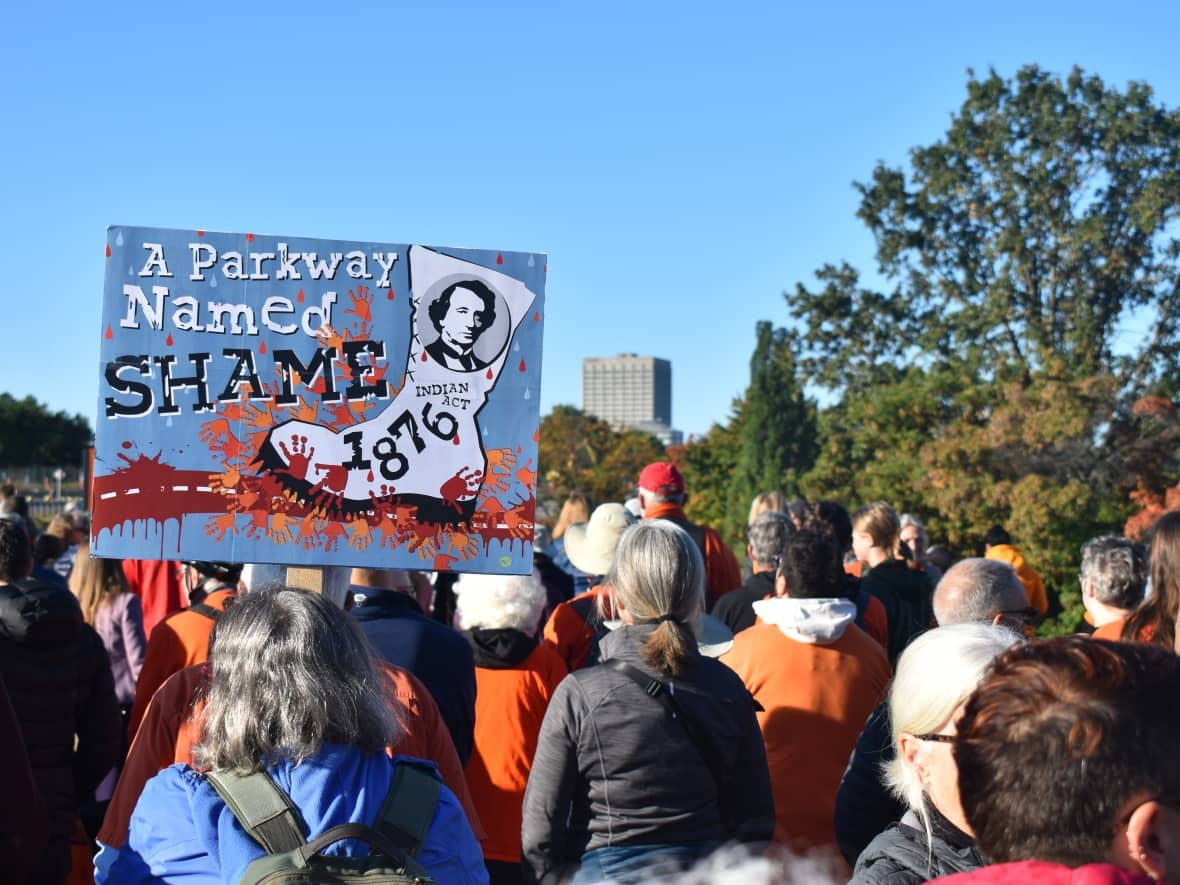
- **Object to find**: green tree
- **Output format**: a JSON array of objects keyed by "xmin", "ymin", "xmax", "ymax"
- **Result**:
[
  {"xmin": 0, "ymin": 393, "xmax": 92, "ymax": 468},
  {"xmin": 786, "ymin": 66, "xmax": 1180, "ymax": 633},
  {"xmin": 670, "ymin": 403, "xmax": 745, "ymax": 551},
  {"xmin": 729, "ymin": 322, "xmax": 819, "ymax": 515},
  {"xmin": 537, "ymin": 406, "xmax": 664, "ymax": 518}
]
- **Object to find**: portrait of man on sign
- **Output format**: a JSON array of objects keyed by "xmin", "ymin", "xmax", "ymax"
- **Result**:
[{"xmin": 424, "ymin": 280, "xmax": 500, "ymax": 371}]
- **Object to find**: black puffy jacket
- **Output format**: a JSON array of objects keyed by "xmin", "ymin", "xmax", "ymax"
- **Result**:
[
  {"xmin": 850, "ymin": 809, "xmax": 983, "ymax": 885},
  {"xmin": 0, "ymin": 579, "xmax": 122, "ymax": 883}
]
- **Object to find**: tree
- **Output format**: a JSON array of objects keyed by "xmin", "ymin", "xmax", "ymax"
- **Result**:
[
  {"xmin": 669, "ymin": 404, "xmax": 745, "ymax": 551},
  {"xmin": 789, "ymin": 66, "xmax": 1180, "ymax": 393},
  {"xmin": 536, "ymin": 406, "xmax": 664, "ymax": 518},
  {"xmin": 0, "ymin": 393, "xmax": 92, "ymax": 468},
  {"xmin": 786, "ymin": 66, "xmax": 1180, "ymax": 633},
  {"xmin": 729, "ymin": 322, "xmax": 818, "ymax": 513}
]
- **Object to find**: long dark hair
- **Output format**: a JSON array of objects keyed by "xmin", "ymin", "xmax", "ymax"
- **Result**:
[{"xmin": 1123, "ymin": 510, "xmax": 1180, "ymax": 649}]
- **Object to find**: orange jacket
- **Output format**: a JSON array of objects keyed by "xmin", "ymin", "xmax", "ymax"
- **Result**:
[
  {"xmin": 542, "ymin": 586, "xmax": 611, "ymax": 671},
  {"xmin": 985, "ymin": 544, "xmax": 1048, "ymax": 616},
  {"xmin": 98, "ymin": 659, "xmax": 484, "ymax": 851},
  {"xmin": 466, "ymin": 642, "xmax": 567, "ymax": 863},
  {"xmin": 127, "ymin": 588, "xmax": 236, "ymax": 739},
  {"xmin": 721, "ymin": 609, "xmax": 890, "ymax": 851},
  {"xmin": 643, "ymin": 503, "xmax": 741, "ymax": 605}
]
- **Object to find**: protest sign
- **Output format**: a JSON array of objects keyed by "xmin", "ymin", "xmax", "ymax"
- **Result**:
[{"xmin": 92, "ymin": 226, "xmax": 545, "ymax": 574}]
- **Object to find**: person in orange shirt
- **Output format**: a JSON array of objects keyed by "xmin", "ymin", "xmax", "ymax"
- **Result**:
[
  {"xmin": 542, "ymin": 503, "xmax": 635, "ymax": 671},
  {"xmin": 1081, "ymin": 536, "xmax": 1149, "ymax": 641},
  {"xmin": 454, "ymin": 570, "xmax": 567, "ymax": 885},
  {"xmin": 125, "ymin": 560, "xmax": 241, "ymax": 739},
  {"xmin": 983, "ymin": 526, "xmax": 1049, "ymax": 617},
  {"xmin": 721, "ymin": 529, "xmax": 891, "ymax": 856},
  {"xmin": 637, "ymin": 462, "xmax": 741, "ymax": 609}
]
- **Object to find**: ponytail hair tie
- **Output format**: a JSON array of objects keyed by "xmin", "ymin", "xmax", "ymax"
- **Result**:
[{"xmin": 655, "ymin": 614, "xmax": 678, "ymax": 624}]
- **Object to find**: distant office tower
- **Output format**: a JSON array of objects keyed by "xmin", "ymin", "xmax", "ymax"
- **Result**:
[{"xmin": 582, "ymin": 354, "xmax": 681, "ymax": 445}]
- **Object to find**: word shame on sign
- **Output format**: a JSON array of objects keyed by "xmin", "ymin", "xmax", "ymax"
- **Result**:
[{"xmin": 93, "ymin": 226, "xmax": 546, "ymax": 576}]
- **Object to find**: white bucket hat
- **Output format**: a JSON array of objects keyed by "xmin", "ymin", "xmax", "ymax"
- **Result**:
[{"xmin": 564, "ymin": 503, "xmax": 637, "ymax": 576}]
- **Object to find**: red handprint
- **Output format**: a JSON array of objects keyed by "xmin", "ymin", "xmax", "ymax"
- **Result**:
[
  {"xmin": 345, "ymin": 286, "xmax": 373, "ymax": 324},
  {"xmin": 276, "ymin": 436, "xmax": 315, "ymax": 482},
  {"xmin": 440, "ymin": 467, "xmax": 483, "ymax": 508}
]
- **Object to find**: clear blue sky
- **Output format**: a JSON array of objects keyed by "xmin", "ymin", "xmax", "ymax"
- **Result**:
[{"xmin": 3, "ymin": 1, "xmax": 1178, "ymax": 440}]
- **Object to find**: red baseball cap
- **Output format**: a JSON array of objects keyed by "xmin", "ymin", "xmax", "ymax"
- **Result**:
[{"xmin": 638, "ymin": 461, "xmax": 684, "ymax": 495}]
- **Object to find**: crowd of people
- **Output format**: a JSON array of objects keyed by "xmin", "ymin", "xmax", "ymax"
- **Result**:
[{"xmin": 0, "ymin": 467, "xmax": 1178, "ymax": 885}]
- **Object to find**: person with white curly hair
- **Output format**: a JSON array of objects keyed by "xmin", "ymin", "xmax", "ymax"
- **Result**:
[{"xmin": 455, "ymin": 571, "xmax": 568, "ymax": 885}]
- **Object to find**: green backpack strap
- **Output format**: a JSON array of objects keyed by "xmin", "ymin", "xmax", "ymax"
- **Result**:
[
  {"xmin": 372, "ymin": 760, "xmax": 441, "ymax": 860},
  {"xmin": 205, "ymin": 769, "xmax": 309, "ymax": 855}
]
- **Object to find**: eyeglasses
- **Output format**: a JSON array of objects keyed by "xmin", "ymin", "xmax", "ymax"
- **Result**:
[{"xmin": 913, "ymin": 732, "xmax": 955, "ymax": 744}]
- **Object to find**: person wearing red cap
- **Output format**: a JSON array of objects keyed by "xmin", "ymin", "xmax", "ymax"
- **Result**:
[{"xmin": 637, "ymin": 461, "xmax": 741, "ymax": 608}]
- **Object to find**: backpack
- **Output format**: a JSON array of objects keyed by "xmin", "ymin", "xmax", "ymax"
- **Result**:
[{"xmin": 205, "ymin": 759, "xmax": 440, "ymax": 884}]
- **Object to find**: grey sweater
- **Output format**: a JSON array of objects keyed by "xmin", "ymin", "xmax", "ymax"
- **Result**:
[{"xmin": 521, "ymin": 624, "xmax": 774, "ymax": 885}]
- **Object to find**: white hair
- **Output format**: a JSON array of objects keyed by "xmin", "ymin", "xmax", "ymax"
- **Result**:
[
  {"xmin": 453, "ymin": 570, "xmax": 547, "ymax": 634},
  {"xmin": 884, "ymin": 623, "xmax": 1022, "ymax": 813}
]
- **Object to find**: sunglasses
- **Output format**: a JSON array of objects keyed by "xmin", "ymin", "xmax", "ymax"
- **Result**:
[{"xmin": 913, "ymin": 732, "xmax": 955, "ymax": 744}]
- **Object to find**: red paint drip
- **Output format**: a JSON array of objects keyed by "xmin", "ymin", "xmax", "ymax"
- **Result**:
[
  {"xmin": 259, "ymin": 340, "xmax": 267, "ymax": 354},
  {"xmin": 533, "ymin": 311, "xmax": 540, "ymax": 322},
  {"xmin": 165, "ymin": 333, "xmax": 174, "ymax": 346},
  {"xmin": 296, "ymin": 289, "xmax": 305, "ymax": 303},
  {"xmin": 196, "ymin": 230, "xmax": 205, "ymax": 237},
  {"xmin": 121, "ymin": 440, "xmax": 134, "ymax": 449},
  {"xmin": 105, "ymin": 244, "xmax": 111, "ymax": 258},
  {"xmin": 532, "ymin": 427, "xmax": 540, "ymax": 443},
  {"xmin": 496, "ymin": 253, "xmax": 504, "ymax": 265},
  {"xmin": 452, "ymin": 434, "xmax": 461, "ymax": 446},
  {"xmin": 246, "ymin": 233, "xmax": 255, "ymax": 242},
  {"xmin": 518, "ymin": 359, "xmax": 527, "ymax": 372},
  {"xmin": 386, "ymin": 289, "xmax": 395, "ymax": 300},
  {"xmin": 91, "ymin": 453, "xmax": 218, "ymax": 538},
  {"xmin": 104, "ymin": 325, "xmax": 113, "ymax": 340},
  {"xmin": 543, "ymin": 263, "xmax": 547, "ymax": 273},
  {"xmin": 485, "ymin": 368, "xmax": 493, "ymax": 380},
  {"xmin": 422, "ymin": 351, "xmax": 430, "ymax": 362},
  {"xmin": 366, "ymin": 470, "xmax": 374, "ymax": 483}
]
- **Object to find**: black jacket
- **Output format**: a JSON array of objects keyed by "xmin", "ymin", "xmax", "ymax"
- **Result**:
[
  {"xmin": 711, "ymin": 571, "xmax": 775, "ymax": 635},
  {"xmin": 836, "ymin": 700, "xmax": 906, "ymax": 866},
  {"xmin": 850, "ymin": 809, "xmax": 983, "ymax": 884},
  {"xmin": 0, "ymin": 579, "xmax": 122, "ymax": 883},
  {"xmin": 861, "ymin": 560, "xmax": 934, "ymax": 665}
]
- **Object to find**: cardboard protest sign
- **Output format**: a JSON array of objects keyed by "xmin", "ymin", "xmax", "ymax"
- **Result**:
[{"xmin": 93, "ymin": 226, "xmax": 544, "ymax": 574}]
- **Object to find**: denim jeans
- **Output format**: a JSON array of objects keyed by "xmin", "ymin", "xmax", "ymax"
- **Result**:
[{"xmin": 572, "ymin": 840, "xmax": 720, "ymax": 885}]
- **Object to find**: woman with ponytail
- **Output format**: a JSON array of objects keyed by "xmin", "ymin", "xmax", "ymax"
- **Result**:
[
  {"xmin": 523, "ymin": 520, "xmax": 774, "ymax": 885},
  {"xmin": 852, "ymin": 503, "xmax": 936, "ymax": 666}
]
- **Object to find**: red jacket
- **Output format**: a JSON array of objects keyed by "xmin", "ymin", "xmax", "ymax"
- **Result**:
[{"xmin": 935, "ymin": 860, "xmax": 1153, "ymax": 884}]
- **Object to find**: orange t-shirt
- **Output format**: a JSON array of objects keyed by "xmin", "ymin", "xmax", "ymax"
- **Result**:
[
  {"xmin": 127, "ymin": 589, "xmax": 236, "ymax": 739},
  {"xmin": 721, "ymin": 619, "xmax": 890, "ymax": 851},
  {"xmin": 466, "ymin": 642, "xmax": 568, "ymax": 863},
  {"xmin": 99, "ymin": 660, "xmax": 484, "ymax": 850}
]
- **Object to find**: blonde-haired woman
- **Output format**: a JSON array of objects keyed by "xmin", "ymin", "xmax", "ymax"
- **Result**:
[
  {"xmin": 852, "ymin": 502, "xmax": 935, "ymax": 665},
  {"xmin": 69, "ymin": 545, "xmax": 146, "ymax": 710},
  {"xmin": 551, "ymin": 491, "xmax": 593, "ymax": 594},
  {"xmin": 850, "ymin": 623, "xmax": 1021, "ymax": 884}
]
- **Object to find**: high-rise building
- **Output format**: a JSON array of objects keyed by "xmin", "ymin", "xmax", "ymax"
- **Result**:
[{"xmin": 582, "ymin": 354, "xmax": 682, "ymax": 445}]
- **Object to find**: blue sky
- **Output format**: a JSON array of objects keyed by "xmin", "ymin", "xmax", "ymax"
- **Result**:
[{"xmin": 3, "ymin": 1, "xmax": 1178, "ymax": 440}]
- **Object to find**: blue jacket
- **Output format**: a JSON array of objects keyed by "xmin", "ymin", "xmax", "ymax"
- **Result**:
[
  {"xmin": 350, "ymin": 588, "xmax": 477, "ymax": 766},
  {"xmin": 101, "ymin": 744, "xmax": 488, "ymax": 884}
]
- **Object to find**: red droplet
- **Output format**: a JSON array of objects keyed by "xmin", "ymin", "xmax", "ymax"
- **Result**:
[
  {"xmin": 453, "ymin": 434, "xmax": 461, "ymax": 446},
  {"xmin": 121, "ymin": 440, "xmax": 134, "ymax": 449},
  {"xmin": 246, "ymin": 233, "xmax": 255, "ymax": 242},
  {"xmin": 296, "ymin": 289, "xmax": 305, "ymax": 303},
  {"xmin": 518, "ymin": 359, "xmax": 527, "ymax": 372},
  {"xmin": 422, "ymin": 352, "xmax": 430, "ymax": 362},
  {"xmin": 533, "ymin": 311, "xmax": 540, "ymax": 322},
  {"xmin": 196, "ymin": 230, "xmax": 205, "ymax": 237},
  {"xmin": 367, "ymin": 470, "xmax": 374, "ymax": 483},
  {"xmin": 104, "ymin": 325, "xmax": 113, "ymax": 340},
  {"xmin": 105, "ymin": 244, "xmax": 111, "ymax": 258},
  {"xmin": 532, "ymin": 427, "xmax": 540, "ymax": 443},
  {"xmin": 496, "ymin": 253, "xmax": 504, "ymax": 265},
  {"xmin": 386, "ymin": 289, "xmax": 395, "ymax": 300},
  {"xmin": 165, "ymin": 333, "xmax": 174, "ymax": 346},
  {"xmin": 517, "ymin": 446, "xmax": 523, "ymax": 454},
  {"xmin": 485, "ymin": 368, "xmax": 494, "ymax": 380},
  {"xmin": 543, "ymin": 263, "xmax": 547, "ymax": 273},
  {"xmin": 259, "ymin": 340, "xmax": 267, "ymax": 354}
]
